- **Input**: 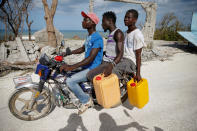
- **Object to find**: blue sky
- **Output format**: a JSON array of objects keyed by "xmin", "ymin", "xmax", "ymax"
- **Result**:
[{"xmin": 1, "ymin": 0, "xmax": 197, "ymax": 31}]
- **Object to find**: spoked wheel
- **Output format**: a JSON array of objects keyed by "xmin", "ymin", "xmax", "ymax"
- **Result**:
[
  {"xmin": 9, "ymin": 87, "xmax": 53, "ymax": 121},
  {"xmin": 120, "ymin": 75, "xmax": 130, "ymax": 103},
  {"xmin": 120, "ymin": 85, "xmax": 128, "ymax": 103}
]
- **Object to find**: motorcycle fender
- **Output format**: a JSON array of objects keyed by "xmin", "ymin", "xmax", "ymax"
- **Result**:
[
  {"xmin": 15, "ymin": 82, "xmax": 39, "ymax": 90},
  {"xmin": 13, "ymin": 82, "xmax": 53, "ymax": 102},
  {"xmin": 9, "ymin": 82, "xmax": 55, "ymax": 112},
  {"xmin": 14, "ymin": 82, "xmax": 51, "ymax": 94}
]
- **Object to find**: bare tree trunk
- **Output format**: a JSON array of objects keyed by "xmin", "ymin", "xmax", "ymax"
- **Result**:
[
  {"xmin": 20, "ymin": 14, "xmax": 25, "ymax": 39},
  {"xmin": 89, "ymin": 0, "xmax": 94, "ymax": 12},
  {"xmin": 28, "ymin": 23, "xmax": 32, "ymax": 41},
  {"xmin": 25, "ymin": 12, "xmax": 33, "ymax": 41},
  {"xmin": 0, "ymin": 0, "xmax": 28, "ymax": 40},
  {"xmin": 0, "ymin": 0, "xmax": 6, "ymax": 8},
  {"xmin": 15, "ymin": 13, "xmax": 22, "ymax": 38},
  {"xmin": 1, "ymin": 6, "xmax": 17, "ymax": 38},
  {"xmin": 4, "ymin": 17, "xmax": 7, "ymax": 41},
  {"xmin": 42, "ymin": 0, "xmax": 58, "ymax": 48}
]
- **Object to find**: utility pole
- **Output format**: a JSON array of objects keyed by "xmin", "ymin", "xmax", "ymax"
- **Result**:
[{"xmin": 89, "ymin": 0, "xmax": 94, "ymax": 12}]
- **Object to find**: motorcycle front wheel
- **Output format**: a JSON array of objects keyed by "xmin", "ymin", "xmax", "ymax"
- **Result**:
[{"xmin": 9, "ymin": 87, "xmax": 54, "ymax": 121}]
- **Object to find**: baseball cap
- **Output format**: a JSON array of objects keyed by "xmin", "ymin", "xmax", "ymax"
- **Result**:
[{"xmin": 81, "ymin": 11, "xmax": 99, "ymax": 25}]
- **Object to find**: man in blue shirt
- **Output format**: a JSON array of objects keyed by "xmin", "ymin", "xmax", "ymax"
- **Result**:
[{"xmin": 60, "ymin": 11, "xmax": 103, "ymax": 115}]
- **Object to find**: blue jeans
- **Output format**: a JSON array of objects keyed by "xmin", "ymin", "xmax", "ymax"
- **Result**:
[{"xmin": 66, "ymin": 69, "xmax": 90, "ymax": 104}]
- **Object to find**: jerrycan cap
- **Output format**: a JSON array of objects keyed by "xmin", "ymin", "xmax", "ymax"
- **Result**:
[
  {"xmin": 130, "ymin": 83, "xmax": 136, "ymax": 87},
  {"xmin": 96, "ymin": 76, "xmax": 102, "ymax": 80}
]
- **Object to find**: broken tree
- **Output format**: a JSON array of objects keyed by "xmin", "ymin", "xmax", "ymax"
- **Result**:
[
  {"xmin": 42, "ymin": 0, "xmax": 58, "ymax": 48},
  {"xmin": 0, "ymin": 0, "xmax": 32, "ymax": 39}
]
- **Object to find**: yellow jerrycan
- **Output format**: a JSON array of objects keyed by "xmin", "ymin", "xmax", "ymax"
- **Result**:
[
  {"xmin": 127, "ymin": 78, "xmax": 149, "ymax": 109},
  {"xmin": 93, "ymin": 73, "xmax": 121, "ymax": 108}
]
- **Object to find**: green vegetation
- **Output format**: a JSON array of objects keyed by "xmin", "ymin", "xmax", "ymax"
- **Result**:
[{"xmin": 154, "ymin": 13, "xmax": 190, "ymax": 41}]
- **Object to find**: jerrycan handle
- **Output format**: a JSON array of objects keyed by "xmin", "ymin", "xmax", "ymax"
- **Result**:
[
  {"xmin": 100, "ymin": 73, "xmax": 105, "ymax": 77},
  {"xmin": 130, "ymin": 78, "xmax": 143, "ymax": 87}
]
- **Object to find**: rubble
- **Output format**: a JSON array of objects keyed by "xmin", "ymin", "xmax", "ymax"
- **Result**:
[
  {"xmin": 34, "ymin": 28, "xmax": 64, "ymax": 47},
  {"xmin": 0, "ymin": 43, "xmax": 6, "ymax": 62},
  {"xmin": 0, "ymin": 38, "xmax": 41, "ymax": 63},
  {"xmin": 0, "ymin": 38, "xmax": 187, "ymax": 77}
]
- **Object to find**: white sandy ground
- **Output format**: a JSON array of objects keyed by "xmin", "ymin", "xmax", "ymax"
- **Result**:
[{"xmin": 0, "ymin": 52, "xmax": 197, "ymax": 131}]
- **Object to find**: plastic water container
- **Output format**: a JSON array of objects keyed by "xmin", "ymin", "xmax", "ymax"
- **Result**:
[
  {"xmin": 127, "ymin": 78, "xmax": 149, "ymax": 109},
  {"xmin": 93, "ymin": 74, "xmax": 121, "ymax": 108}
]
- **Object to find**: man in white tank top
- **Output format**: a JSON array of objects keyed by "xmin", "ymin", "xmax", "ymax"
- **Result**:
[{"xmin": 87, "ymin": 11, "xmax": 124, "ymax": 81}]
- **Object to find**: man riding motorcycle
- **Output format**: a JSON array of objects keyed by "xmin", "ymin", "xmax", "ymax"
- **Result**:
[
  {"xmin": 60, "ymin": 11, "xmax": 103, "ymax": 115},
  {"xmin": 87, "ymin": 11, "xmax": 125, "ymax": 81}
]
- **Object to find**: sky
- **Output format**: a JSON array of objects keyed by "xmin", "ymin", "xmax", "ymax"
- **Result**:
[{"xmin": 1, "ymin": 0, "xmax": 197, "ymax": 31}]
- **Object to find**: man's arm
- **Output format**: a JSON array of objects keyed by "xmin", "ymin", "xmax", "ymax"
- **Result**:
[
  {"xmin": 135, "ymin": 48, "xmax": 142, "ymax": 82},
  {"xmin": 103, "ymin": 30, "xmax": 124, "ymax": 77},
  {"xmin": 70, "ymin": 45, "xmax": 85, "ymax": 55},
  {"xmin": 60, "ymin": 48, "xmax": 100, "ymax": 71},
  {"xmin": 134, "ymin": 32, "xmax": 145, "ymax": 82},
  {"xmin": 113, "ymin": 30, "xmax": 124, "ymax": 64},
  {"xmin": 72, "ymin": 48, "xmax": 100, "ymax": 69}
]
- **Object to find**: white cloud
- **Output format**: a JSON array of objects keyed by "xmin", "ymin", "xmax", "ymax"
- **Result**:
[
  {"xmin": 155, "ymin": 0, "xmax": 169, "ymax": 4},
  {"xmin": 58, "ymin": 0, "xmax": 75, "ymax": 5},
  {"xmin": 94, "ymin": 0, "xmax": 110, "ymax": 7},
  {"xmin": 33, "ymin": 0, "xmax": 43, "ymax": 9},
  {"xmin": 33, "ymin": 0, "xmax": 73, "ymax": 9}
]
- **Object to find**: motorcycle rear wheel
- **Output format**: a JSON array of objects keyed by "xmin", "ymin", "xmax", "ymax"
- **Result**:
[{"xmin": 9, "ymin": 87, "xmax": 53, "ymax": 121}]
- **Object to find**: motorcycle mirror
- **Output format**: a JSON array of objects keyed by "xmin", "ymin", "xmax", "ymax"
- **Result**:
[
  {"xmin": 60, "ymin": 40, "xmax": 65, "ymax": 47},
  {"xmin": 66, "ymin": 47, "xmax": 71, "ymax": 55}
]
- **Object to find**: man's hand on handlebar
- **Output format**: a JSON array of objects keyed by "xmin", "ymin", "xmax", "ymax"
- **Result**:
[
  {"xmin": 60, "ymin": 64, "xmax": 75, "ymax": 72},
  {"xmin": 61, "ymin": 47, "xmax": 72, "ymax": 57}
]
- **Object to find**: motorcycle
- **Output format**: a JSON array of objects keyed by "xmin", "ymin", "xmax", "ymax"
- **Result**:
[{"xmin": 8, "ymin": 41, "xmax": 132, "ymax": 121}]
